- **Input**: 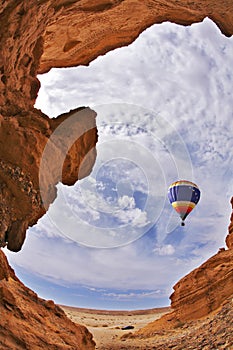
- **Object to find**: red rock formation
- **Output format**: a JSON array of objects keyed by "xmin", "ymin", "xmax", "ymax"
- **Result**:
[
  {"xmin": 1, "ymin": 0, "xmax": 233, "ymax": 250},
  {"xmin": 169, "ymin": 196, "xmax": 233, "ymax": 321},
  {"xmin": 0, "ymin": 249, "xmax": 95, "ymax": 349},
  {"xmin": 226, "ymin": 197, "xmax": 233, "ymax": 248},
  {"xmin": 0, "ymin": 107, "xmax": 97, "ymax": 251},
  {"xmin": 1, "ymin": 1, "xmax": 233, "ymax": 116},
  {"xmin": 134, "ymin": 197, "xmax": 233, "ymax": 337},
  {"xmin": 1, "ymin": 0, "xmax": 233, "ymax": 348},
  {"xmin": 120, "ymin": 297, "xmax": 233, "ymax": 349},
  {"xmin": 170, "ymin": 249, "xmax": 233, "ymax": 321},
  {"xmin": 39, "ymin": 0, "xmax": 233, "ymax": 75}
]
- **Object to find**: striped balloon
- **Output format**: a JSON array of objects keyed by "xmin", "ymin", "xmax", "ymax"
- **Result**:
[{"xmin": 168, "ymin": 180, "xmax": 200, "ymax": 226}]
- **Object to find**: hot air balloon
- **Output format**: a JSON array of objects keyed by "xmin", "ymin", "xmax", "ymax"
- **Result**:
[{"xmin": 168, "ymin": 180, "xmax": 200, "ymax": 226}]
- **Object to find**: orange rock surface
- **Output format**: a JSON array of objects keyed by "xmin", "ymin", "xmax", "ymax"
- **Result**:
[
  {"xmin": 0, "ymin": 107, "xmax": 97, "ymax": 251},
  {"xmin": 170, "ymin": 250, "xmax": 233, "ymax": 320},
  {"xmin": 134, "ymin": 197, "xmax": 233, "ymax": 338},
  {"xmin": 0, "ymin": 249, "xmax": 95, "ymax": 349},
  {"xmin": 115, "ymin": 298, "xmax": 233, "ymax": 349},
  {"xmin": 1, "ymin": 0, "xmax": 233, "ymax": 348},
  {"xmin": 226, "ymin": 197, "xmax": 233, "ymax": 248},
  {"xmin": 38, "ymin": 0, "xmax": 233, "ymax": 74},
  {"xmin": 1, "ymin": 0, "xmax": 233, "ymax": 250},
  {"xmin": 169, "ymin": 197, "xmax": 233, "ymax": 321},
  {"xmin": 1, "ymin": 1, "xmax": 233, "ymax": 116}
]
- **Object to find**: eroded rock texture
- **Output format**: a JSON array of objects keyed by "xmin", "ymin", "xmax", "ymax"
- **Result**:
[
  {"xmin": 1, "ymin": 0, "xmax": 233, "ymax": 251},
  {"xmin": 169, "ymin": 198, "xmax": 233, "ymax": 321},
  {"xmin": 123, "ymin": 297, "xmax": 233, "ymax": 349},
  {"xmin": 0, "ymin": 249, "xmax": 95, "ymax": 349},
  {"xmin": 170, "ymin": 249, "xmax": 233, "ymax": 321},
  {"xmin": 226, "ymin": 197, "xmax": 233, "ymax": 248},
  {"xmin": 38, "ymin": 0, "xmax": 233, "ymax": 74},
  {"xmin": 1, "ymin": 0, "xmax": 233, "ymax": 116},
  {"xmin": 0, "ymin": 107, "xmax": 97, "ymax": 251},
  {"xmin": 134, "ymin": 197, "xmax": 233, "ymax": 337},
  {"xmin": 0, "ymin": 0, "xmax": 233, "ymax": 348}
]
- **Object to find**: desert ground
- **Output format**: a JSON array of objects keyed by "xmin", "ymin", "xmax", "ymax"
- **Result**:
[
  {"xmin": 61, "ymin": 299, "xmax": 233, "ymax": 349},
  {"xmin": 61, "ymin": 305, "xmax": 170, "ymax": 349}
]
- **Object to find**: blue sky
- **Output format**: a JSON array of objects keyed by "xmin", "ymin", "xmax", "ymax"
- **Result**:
[{"xmin": 5, "ymin": 18, "xmax": 233, "ymax": 310}]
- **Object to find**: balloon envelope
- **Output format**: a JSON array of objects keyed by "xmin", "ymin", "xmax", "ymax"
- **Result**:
[{"xmin": 168, "ymin": 180, "xmax": 200, "ymax": 222}]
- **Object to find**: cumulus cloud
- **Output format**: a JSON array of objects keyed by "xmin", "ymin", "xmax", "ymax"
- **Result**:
[
  {"xmin": 118, "ymin": 195, "xmax": 135, "ymax": 209},
  {"xmin": 5, "ymin": 233, "xmax": 187, "ymax": 297},
  {"xmin": 153, "ymin": 244, "xmax": 175, "ymax": 256},
  {"xmin": 6, "ymin": 18, "xmax": 233, "ymax": 308}
]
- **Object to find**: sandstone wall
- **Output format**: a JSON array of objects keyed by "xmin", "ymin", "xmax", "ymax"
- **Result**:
[
  {"xmin": 1, "ymin": 0, "xmax": 233, "ymax": 116},
  {"xmin": 0, "ymin": 249, "xmax": 95, "ymax": 349},
  {"xmin": 1, "ymin": 0, "xmax": 233, "ymax": 250},
  {"xmin": 226, "ymin": 197, "xmax": 233, "ymax": 248},
  {"xmin": 0, "ymin": 0, "xmax": 233, "ymax": 346},
  {"xmin": 134, "ymin": 197, "xmax": 233, "ymax": 336},
  {"xmin": 169, "ymin": 197, "xmax": 233, "ymax": 321},
  {"xmin": 0, "ymin": 107, "xmax": 97, "ymax": 251}
]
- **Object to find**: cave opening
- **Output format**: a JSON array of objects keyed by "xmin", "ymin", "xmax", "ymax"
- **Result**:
[{"xmin": 5, "ymin": 18, "xmax": 233, "ymax": 311}]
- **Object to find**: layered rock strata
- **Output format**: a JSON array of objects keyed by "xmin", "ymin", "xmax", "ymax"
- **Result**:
[
  {"xmin": 1, "ymin": 1, "xmax": 233, "ymax": 117},
  {"xmin": 170, "ymin": 196, "xmax": 233, "ymax": 321},
  {"xmin": 1, "ymin": 0, "xmax": 233, "ymax": 251},
  {"xmin": 120, "ymin": 297, "xmax": 233, "ymax": 349},
  {"xmin": 0, "ymin": 249, "xmax": 95, "ymax": 349},
  {"xmin": 226, "ymin": 197, "xmax": 233, "ymax": 248},
  {"xmin": 134, "ymin": 197, "xmax": 233, "ymax": 336},
  {"xmin": 1, "ymin": 0, "xmax": 233, "ymax": 348},
  {"xmin": 0, "ymin": 107, "xmax": 97, "ymax": 251}
]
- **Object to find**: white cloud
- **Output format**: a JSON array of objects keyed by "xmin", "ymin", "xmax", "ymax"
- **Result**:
[
  {"xmin": 153, "ymin": 244, "xmax": 175, "ymax": 256},
  {"xmin": 5, "ymin": 234, "xmax": 184, "ymax": 296},
  {"xmin": 118, "ymin": 195, "xmax": 135, "ymax": 209},
  {"xmin": 8, "ymin": 17, "xmax": 233, "ymax": 308},
  {"xmin": 103, "ymin": 290, "xmax": 164, "ymax": 300}
]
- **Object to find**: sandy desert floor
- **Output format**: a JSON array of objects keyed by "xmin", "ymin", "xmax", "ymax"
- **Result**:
[
  {"xmin": 61, "ymin": 298, "xmax": 233, "ymax": 350},
  {"xmin": 61, "ymin": 305, "xmax": 170, "ymax": 349}
]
